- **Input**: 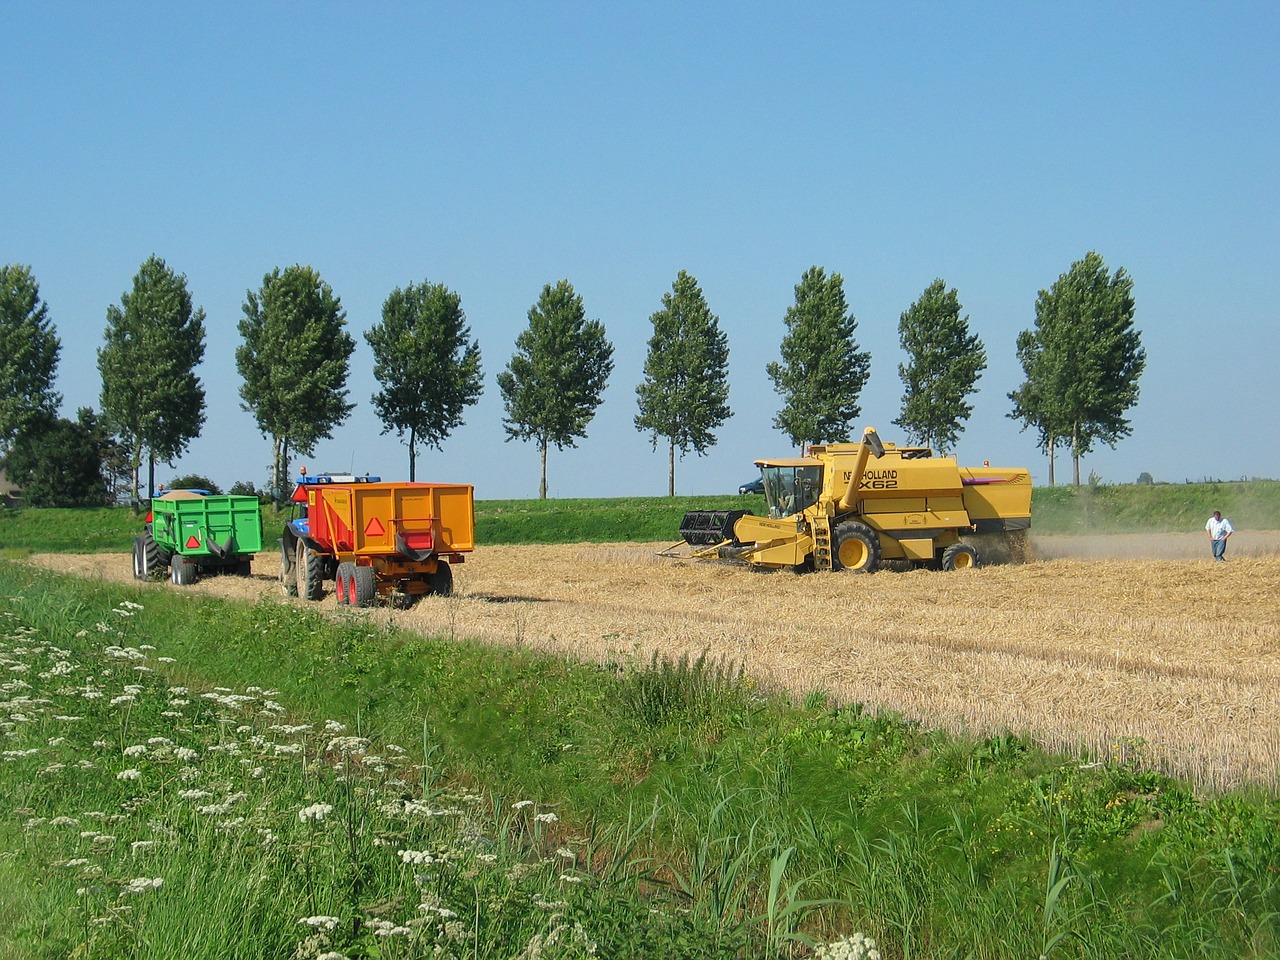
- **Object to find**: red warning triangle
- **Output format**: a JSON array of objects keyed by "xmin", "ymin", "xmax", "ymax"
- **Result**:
[
  {"xmin": 185, "ymin": 535, "xmax": 201, "ymax": 549},
  {"xmin": 364, "ymin": 517, "xmax": 385, "ymax": 537}
]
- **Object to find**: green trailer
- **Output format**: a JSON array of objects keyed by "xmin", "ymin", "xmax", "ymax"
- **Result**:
[{"xmin": 132, "ymin": 490, "xmax": 264, "ymax": 585}]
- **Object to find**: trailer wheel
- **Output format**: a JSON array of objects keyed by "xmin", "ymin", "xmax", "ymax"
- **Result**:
[
  {"xmin": 832, "ymin": 521, "xmax": 881, "ymax": 574},
  {"xmin": 428, "ymin": 561, "xmax": 454, "ymax": 597},
  {"xmin": 170, "ymin": 556, "xmax": 197, "ymax": 586},
  {"xmin": 942, "ymin": 543, "xmax": 980, "ymax": 571},
  {"xmin": 334, "ymin": 561, "xmax": 354, "ymax": 606},
  {"xmin": 235, "ymin": 558, "xmax": 252, "ymax": 577},
  {"xmin": 353, "ymin": 566, "xmax": 377, "ymax": 607},
  {"xmin": 296, "ymin": 540, "xmax": 325, "ymax": 601}
]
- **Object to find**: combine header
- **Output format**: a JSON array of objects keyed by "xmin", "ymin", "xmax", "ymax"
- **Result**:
[
  {"xmin": 279, "ymin": 471, "xmax": 475, "ymax": 607},
  {"xmin": 666, "ymin": 427, "xmax": 1031, "ymax": 573}
]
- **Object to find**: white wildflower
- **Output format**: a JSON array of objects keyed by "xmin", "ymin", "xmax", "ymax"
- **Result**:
[
  {"xmin": 298, "ymin": 802, "xmax": 334, "ymax": 822},
  {"xmin": 297, "ymin": 916, "xmax": 340, "ymax": 931},
  {"xmin": 116, "ymin": 769, "xmax": 142, "ymax": 781},
  {"xmin": 122, "ymin": 876, "xmax": 164, "ymax": 895}
]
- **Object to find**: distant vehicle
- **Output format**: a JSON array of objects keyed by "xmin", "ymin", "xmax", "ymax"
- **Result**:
[{"xmin": 738, "ymin": 477, "xmax": 765, "ymax": 495}]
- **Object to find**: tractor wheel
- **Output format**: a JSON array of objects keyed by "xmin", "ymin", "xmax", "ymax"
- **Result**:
[
  {"xmin": 279, "ymin": 539, "xmax": 298, "ymax": 597},
  {"xmin": 334, "ymin": 562, "xmax": 355, "ymax": 606},
  {"xmin": 296, "ymin": 540, "xmax": 325, "ymax": 602},
  {"xmin": 832, "ymin": 521, "xmax": 881, "ymax": 574},
  {"xmin": 942, "ymin": 542, "xmax": 980, "ymax": 571},
  {"xmin": 170, "ymin": 556, "xmax": 197, "ymax": 586},
  {"xmin": 131, "ymin": 537, "xmax": 147, "ymax": 581},
  {"xmin": 352, "ymin": 566, "xmax": 377, "ymax": 607},
  {"xmin": 134, "ymin": 530, "xmax": 166, "ymax": 580},
  {"xmin": 428, "ymin": 561, "xmax": 454, "ymax": 597}
]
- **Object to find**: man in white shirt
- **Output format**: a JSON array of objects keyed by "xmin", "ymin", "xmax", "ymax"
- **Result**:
[{"xmin": 1205, "ymin": 510, "xmax": 1234, "ymax": 562}]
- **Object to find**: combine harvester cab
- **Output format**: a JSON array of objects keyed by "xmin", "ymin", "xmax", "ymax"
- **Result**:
[
  {"xmin": 667, "ymin": 427, "xmax": 1031, "ymax": 574},
  {"xmin": 133, "ymin": 489, "xmax": 264, "ymax": 586},
  {"xmin": 279, "ymin": 471, "xmax": 475, "ymax": 607}
]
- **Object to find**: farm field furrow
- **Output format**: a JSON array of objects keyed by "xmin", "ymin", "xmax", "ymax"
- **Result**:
[{"xmin": 32, "ymin": 530, "xmax": 1280, "ymax": 789}]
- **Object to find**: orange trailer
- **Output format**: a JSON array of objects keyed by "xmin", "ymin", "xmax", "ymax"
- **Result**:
[{"xmin": 279, "ymin": 472, "xmax": 474, "ymax": 606}]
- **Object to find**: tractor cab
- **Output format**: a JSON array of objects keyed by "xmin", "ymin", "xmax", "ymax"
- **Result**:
[
  {"xmin": 286, "ymin": 469, "xmax": 382, "ymax": 537},
  {"xmin": 754, "ymin": 458, "xmax": 823, "ymax": 519}
]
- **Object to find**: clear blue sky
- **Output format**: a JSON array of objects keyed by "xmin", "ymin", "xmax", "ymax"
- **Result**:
[{"xmin": 3, "ymin": 2, "xmax": 1276, "ymax": 499}]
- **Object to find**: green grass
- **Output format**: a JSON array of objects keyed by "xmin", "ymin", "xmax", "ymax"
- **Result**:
[
  {"xmin": 2, "ymin": 561, "xmax": 1279, "ymax": 958},
  {"xmin": 5, "ymin": 480, "xmax": 1279, "ymax": 560}
]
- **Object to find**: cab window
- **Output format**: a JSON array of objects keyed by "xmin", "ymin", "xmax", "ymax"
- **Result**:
[{"xmin": 762, "ymin": 465, "xmax": 822, "ymax": 518}]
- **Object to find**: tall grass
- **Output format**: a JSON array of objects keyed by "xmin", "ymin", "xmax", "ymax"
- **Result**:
[{"xmin": 3, "ymin": 560, "xmax": 1280, "ymax": 958}]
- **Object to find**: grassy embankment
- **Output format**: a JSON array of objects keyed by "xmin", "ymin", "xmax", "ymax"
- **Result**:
[
  {"xmin": 3, "ymin": 479, "xmax": 1279, "ymax": 558},
  {"xmin": 1, "ymin": 482, "xmax": 1279, "ymax": 958}
]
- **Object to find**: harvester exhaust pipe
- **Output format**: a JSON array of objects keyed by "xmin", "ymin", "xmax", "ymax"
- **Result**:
[{"xmin": 837, "ymin": 427, "xmax": 884, "ymax": 513}]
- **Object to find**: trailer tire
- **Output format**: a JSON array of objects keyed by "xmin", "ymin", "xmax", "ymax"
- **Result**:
[
  {"xmin": 428, "ymin": 561, "xmax": 454, "ymax": 597},
  {"xmin": 170, "ymin": 556, "xmax": 197, "ymax": 586},
  {"xmin": 334, "ymin": 562, "xmax": 354, "ymax": 606},
  {"xmin": 832, "ymin": 521, "xmax": 881, "ymax": 574},
  {"xmin": 353, "ymin": 566, "xmax": 377, "ymax": 607},
  {"xmin": 942, "ymin": 543, "xmax": 980, "ymax": 571},
  {"xmin": 296, "ymin": 540, "xmax": 325, "ymax": 601},
  {"xmin": 235, "ymin": 558, "xmax": 252, "ymax": 577}
]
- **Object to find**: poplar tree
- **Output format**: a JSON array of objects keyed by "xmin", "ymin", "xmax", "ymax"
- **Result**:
[
  {"xmin": 894, "ymin": 279, "xmax": 986, "ymax": 454},
  {"xmin": 98, "ymin": 256, "xmax": 207, "ymax": 506},
  {"xmin": 236, "ymin": 266, "xmax": 355, "ymax": 500},
  {"xmin": 0, "ymin": 264, "xmax": 61, "ymax": 455},
  {"xmin": 497, "ymin": 280, "xmax": 614, "ymax": 499},
  {"xmin": 366, "ymin": 281, "xmax": 483, "ymax": 481},
  {"xmin": 635, "ymin": 271, "xmax": 732, "ymax": 495},
  {"xmin": 1009, "ymin": 251, "xmax": 1144, "ymax": 485},
  {"xmin": 767, "ymin": 266, "xmax": 871, "ymax": 450}
]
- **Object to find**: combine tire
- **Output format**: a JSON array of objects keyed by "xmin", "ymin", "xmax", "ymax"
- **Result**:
[
  {"xmin": 353, "ymin": 566, "xmax": 377, "ymax": 607},
  {"xmin": 833, "ymin": 521, "xmax": 881, "ymax": 574},
  {"xmin": 942, "ymin": 543, "xmax": 980, "ymax": 571},
  {"xmin": 428, "ymin": 561, "xmax": 454, "ymax": 597},
  {"xmin": 296, "ymin": 540, "xmax": 325, "ymax": 601},
  {"xmin": 170, "ymin": 557, "xmax": 197, "ymax": 586}
]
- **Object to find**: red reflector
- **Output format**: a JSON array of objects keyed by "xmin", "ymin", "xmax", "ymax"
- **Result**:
[
  {"xmin": 185, "ymin": 535, "xmax": 201, "ymax": 549},
  {"xmin": 364, "ymin": 517, "xmax": 385, "ymax": 537}
]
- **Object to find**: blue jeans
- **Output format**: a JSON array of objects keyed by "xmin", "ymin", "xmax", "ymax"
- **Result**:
[{"xmin": 1212, "ymin": 538, "xmax": 1227, "ymax": 560}]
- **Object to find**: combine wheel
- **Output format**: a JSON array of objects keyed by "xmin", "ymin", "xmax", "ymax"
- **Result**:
[
  {"xmin": 296, "ymin": 540, "xmax": 325, "ymax": 601},
  {"xmin": 334, "ymin": 561, "xmax": 355, "ymax": 606},
  {"xmin": 170, "ymin": 557, "xmax": 197, "ymax": 586},
  {"xmin": 352, "ymin": 566, "xmax": 377, "ymax": 607},
  {"xmin": 428, "ymin": 561, "xmax": 454, "ymax": 597},
  {"xmin": 942, "ymin": 543, "xmax": 980, "ymax": 571},
  {"xmin": 832, "ymin": 521, "xmax": 881, "ymax": 574}
]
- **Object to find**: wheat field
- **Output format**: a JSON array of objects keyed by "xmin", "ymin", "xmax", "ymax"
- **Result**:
[{"xmin": 36, "ymin": 530, "xmax": 1280, "ymax": 790}]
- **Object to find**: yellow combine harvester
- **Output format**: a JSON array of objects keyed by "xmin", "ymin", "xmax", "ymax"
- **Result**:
[{"xmin": 667, "ymin": 427, "xmax": 1031, "ymax": 573}]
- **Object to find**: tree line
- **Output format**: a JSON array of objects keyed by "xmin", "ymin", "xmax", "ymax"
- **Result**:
[{"xmin": 0, "ymin": 253, "xmax": 1144, "ymax": 506}]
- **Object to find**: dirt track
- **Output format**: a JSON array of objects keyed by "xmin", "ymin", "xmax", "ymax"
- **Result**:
[{"xmin": 31, "ymin": 530, "xmax": 1280, "ymax": 789}]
